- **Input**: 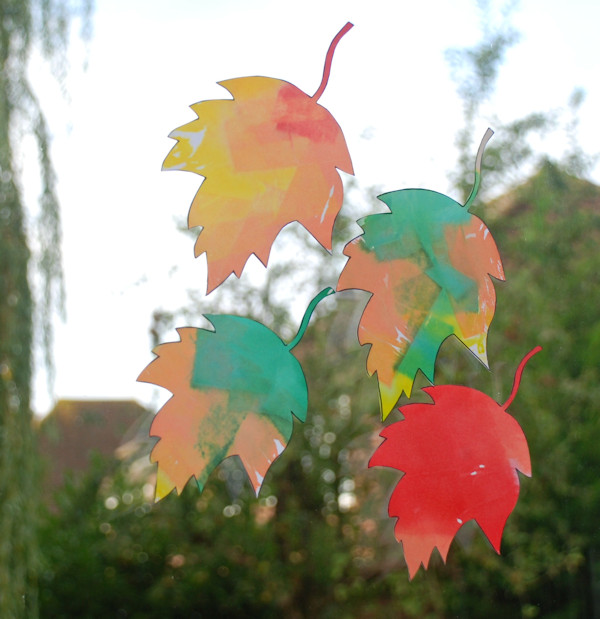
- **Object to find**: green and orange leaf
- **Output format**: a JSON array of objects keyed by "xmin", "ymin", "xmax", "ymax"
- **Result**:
[
  {"xmin": 163, "ymin": 23, "xmax": 354, "ymax": 293},
  {"xmin": 138, "ymin": 319, "xmax": 307, "ymax": 500},
  {"xmin": 337, "ymin": 130, "xmax": 505, "ymax": 418},
  {"xmin": 137, "ymin": 288, "xmax": 333, "ymax": 500}
]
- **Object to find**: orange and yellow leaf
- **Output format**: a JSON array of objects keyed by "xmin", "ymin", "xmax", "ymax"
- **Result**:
[{"xmin": 163, "ymin": 25, "xmax": 354, "ymax": 293}]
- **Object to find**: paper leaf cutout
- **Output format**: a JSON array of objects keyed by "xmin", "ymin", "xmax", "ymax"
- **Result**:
[
  {"xmin": 138, "ymin": 318, "xmax": 307, "ymax": 500},
  {"xmin": 163, "ymin": 23, "xmax": 354, "ymax": 293},
  {"xmin": 137, "ymin": 288, "xmax": 333, "ymax": 500},
  {"xmin": 369, "ymin": 346, "xmax": 541, "ymax": 579},
  {"xmin": 337, "ymin": 129, "xmax": 504, "ymax": 418}
]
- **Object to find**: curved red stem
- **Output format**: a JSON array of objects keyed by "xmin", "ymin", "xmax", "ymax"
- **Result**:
[
  {"xmin": 503, "ymin": 346, "xmax": 542, "ymax": 410},
  {"xmin": 312, "ymin": 22, "xmax": 353, "ymax": 101}
]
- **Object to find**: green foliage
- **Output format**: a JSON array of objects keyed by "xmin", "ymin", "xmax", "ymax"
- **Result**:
[
  {"xmin": 38, "ymin": 163, "xmax": 600, "ymax": 618},
  {"xmin": 0, "ymin": 1, "xmax": 92, "ymax": 615},
  {"xmin": 35, "ymin": 4, "xmax": 600, "ymax": 616},
  {"xmin": 445, "ymin": 1, "xmax": 519, "ymax": 109},
  {"xmin": 440, "ymin": 162, "xmax": 600, "ymax": 617},
  {"xmin": 38, "ymin": 308, "xmax": 388, "ymax": 617},
  {"xmin": 445, "ymin": 1, "xmax": 555, "ymax": 203}
]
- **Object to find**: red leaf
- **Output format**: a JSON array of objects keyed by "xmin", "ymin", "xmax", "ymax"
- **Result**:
[{"xmin": 369, "ymin": 347, "xmax": 540, "ymax": 578}]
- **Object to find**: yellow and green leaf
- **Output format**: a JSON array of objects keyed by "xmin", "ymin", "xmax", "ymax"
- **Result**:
[{"xmin": 337, "ymin": 130, "xmax": 505, "ymax": 418}]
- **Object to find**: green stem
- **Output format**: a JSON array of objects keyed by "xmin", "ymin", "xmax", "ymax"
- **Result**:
[
  {"xmin": 463, "ymin": 127, "xmax": 494, "ymax": 210},
  {"xmin": 287, "ymin": 287, "xmax": 335, "ymax": 350}
]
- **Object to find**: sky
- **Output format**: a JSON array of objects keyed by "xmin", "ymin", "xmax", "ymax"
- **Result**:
[{"xmin": 27, "ymin": 0, "xmax": 600, "ymax": 415}]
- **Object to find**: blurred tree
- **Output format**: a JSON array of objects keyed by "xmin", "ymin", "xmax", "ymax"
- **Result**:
[
  {"xmin": 445, "ymin": 0, "xmax": 555, "ymax": 203},
  {"xmin": 436, "ymin": 4, "xmax": 600, "ymax": 615},
  {"xmin": 37, "ymin": 166, "xmax": 600, "ymax": 618},
  {"xmin": 0, "ymin": 1, "xmax": 91, "ymax": 616},
  {"xmin": 38, "ymin": 294, "xmax": 455, "ymax": 618},
  {"xmin": 37, "ymin": 2, "xmax": 600, "ymax": 617}
]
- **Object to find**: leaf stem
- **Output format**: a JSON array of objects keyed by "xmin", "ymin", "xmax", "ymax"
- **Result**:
[
  {"xmin": 312, "ymin": 22, "xmax": 353, "ymax": 101},
  {"xmin": 287, "ymin": 287, "xmax": 335, "ymax": 350},
  {"xmin": 463, "ymin": 127, "xmax": 494, "ymax": 211},
  {"xmin": 503, "ymin": 346, "xmax": 542, "ymax": 410}
]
